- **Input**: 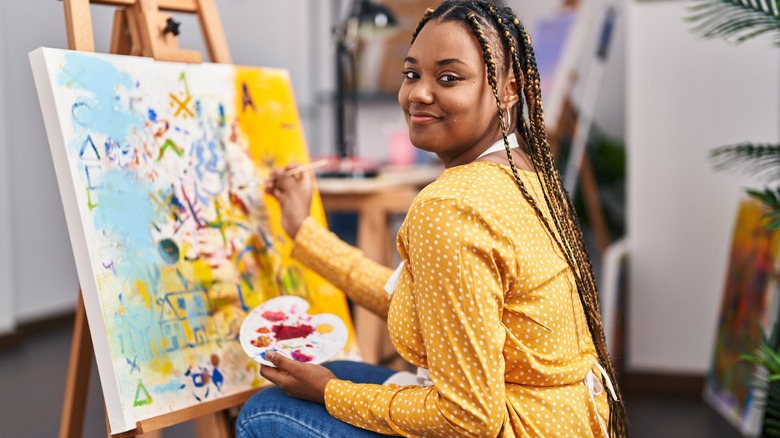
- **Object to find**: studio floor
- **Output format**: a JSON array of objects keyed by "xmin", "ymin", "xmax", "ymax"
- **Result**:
[{"xmin": 0, "ymin": 318, "xmax": 743, "ymax": 438}]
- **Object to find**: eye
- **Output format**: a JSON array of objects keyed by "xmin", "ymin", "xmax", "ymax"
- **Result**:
[
  {"xmin": 402, "ymin": 70, "xmax": 419, "ymax": 80},
  {"xmin": 439, "ymin": 74, "xmax": 461, "ymax": 83}
]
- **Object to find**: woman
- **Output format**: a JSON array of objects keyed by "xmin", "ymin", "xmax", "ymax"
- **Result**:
[{"xmin": 237, "ymin": 1, "xmax": 627, "ymax": 437}]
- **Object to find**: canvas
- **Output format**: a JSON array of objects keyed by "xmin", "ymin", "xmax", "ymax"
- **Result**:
[
  {"xmin": 703, "ymin": 198, "xmax": 780, "ymax": 437},
  {"xmin": 29, "ymin": 47, "xmax": 359, "ymax": 433}
]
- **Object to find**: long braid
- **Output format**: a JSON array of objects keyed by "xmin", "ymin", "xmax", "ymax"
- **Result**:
[
  {"xmin": 512, "ymin": 14, "xmax": 607, "ymax": 356},
  {"xmin": 410, "ymin": 2, "xmax": 627, "ymax": 436},
  {"xmin": 477, "ymin": 4, "xmax": 545, "ymax": 222},
  {"xmin": 507, "ymin": 10, "xmax": 628, "ymax": 437},
  {"xmin": 467, "ymin": 5, "xmax": 572, "ymax": 287},
  {"xmin": 479, "ymin": 3, "xmax": 606, "ymax": 364},
  {"xmin": 467, "ymin": 5, "xmax": 565, "ymax": 272}
]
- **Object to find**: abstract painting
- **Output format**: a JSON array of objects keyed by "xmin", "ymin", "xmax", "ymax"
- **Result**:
[
  {"xmin": 704, "ymin": 198, "xmax": 780, "ymax": 437},
  {"xmin": 30, "ymin": 47, "xmax": 358, "ymax": 433}
]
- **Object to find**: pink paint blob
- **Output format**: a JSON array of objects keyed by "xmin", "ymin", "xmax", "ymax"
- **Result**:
[
  {"xmin": 291, "ymin": 350, "xmax": 314, "ymax": 362},
  {"xmin": 261, "ymin": 310, "xmax": 286, "ymax": 322}
]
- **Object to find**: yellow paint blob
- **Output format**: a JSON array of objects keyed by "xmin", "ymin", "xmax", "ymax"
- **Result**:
[
  {"xmin": 135, "ymin": 280, "xmax": 152, "ymax": 309},
  {"xmin": 317, "ymin": 324, "xmax": 333, "ymax": 334},
  {"xmin": 149, "ymin": 357, "xmax": 173, "ymax": 375}
]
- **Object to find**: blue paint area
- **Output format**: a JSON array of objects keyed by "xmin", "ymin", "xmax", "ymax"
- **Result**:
[
  {"xmin": 59, "ymin": 52, "xmax": 143, "ymax": 141},
  {"xmin": 212, "ymin": 367, "xmax": 224, "ymax": 390},
  {"xmin": 79, "ymin": 135, "xmax": 100, "ymax": 160},
  {"xmin": 71, "ymin": 101, "xmax": 96, "ymax": 129},
  {"xmin": 154, "ymin": 381, "xmax": 188, "ymax": 393},
  {"xmin": 92, "ymin": 169, "xmax": 158, "ymax": 280},
  {"xmin": 148, "ymin": 108, "xmax": 157, "ymax": 122}
]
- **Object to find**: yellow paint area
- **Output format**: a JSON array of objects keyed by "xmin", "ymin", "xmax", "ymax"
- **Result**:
[
  {"xmin": 191, "ymin": 258, "xmax": 215, "ymax": 284},
  {"xmin": 232, "ymin": 67, "xmax": 357, "ymax": 351},
  {"xmin": 317, "ymin": 324, "xmax": 333, "ymax": 334},
  {"xmin": 148, "ymin": 356, "xmax": 174, "ymax": 375}
]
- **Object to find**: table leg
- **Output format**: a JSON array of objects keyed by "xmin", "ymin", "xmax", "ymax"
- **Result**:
[{"xmin": 354, "ymin": 207, "xmax": 388, "ymax": 365}]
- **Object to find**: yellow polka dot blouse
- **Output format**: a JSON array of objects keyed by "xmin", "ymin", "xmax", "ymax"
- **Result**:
[{"xmin": 291, "ymin": 161, "xmax": 610, "ymax": 437}]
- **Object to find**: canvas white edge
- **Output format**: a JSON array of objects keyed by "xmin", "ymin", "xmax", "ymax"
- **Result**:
[{"xmin": 28, "ymin": 47, "xmax": 132, "ymax": 434}]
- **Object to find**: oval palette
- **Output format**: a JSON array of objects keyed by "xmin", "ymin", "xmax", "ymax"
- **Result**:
[{"xmin": 239, "ymin": 295, "xmax": 348, "ymax": 367}]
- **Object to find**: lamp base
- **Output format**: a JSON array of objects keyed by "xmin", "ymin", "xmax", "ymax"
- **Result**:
[{"xmin": 317, "ymin": 156, "xmax": 379, "ymax": 179}]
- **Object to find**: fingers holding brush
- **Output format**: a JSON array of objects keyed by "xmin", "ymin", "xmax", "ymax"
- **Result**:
[{"xmin": 264, "ymin": 161, "xmax": 325, "ymax": 238}]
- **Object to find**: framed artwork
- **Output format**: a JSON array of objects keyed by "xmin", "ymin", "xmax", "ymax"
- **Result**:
[
  {"xmin": 704, "ymin": 198, "xmax": 780, "ymax": 437},
  {"xmin": 30, "ymin": 47, "xmax": 359, "ymax": 433}
]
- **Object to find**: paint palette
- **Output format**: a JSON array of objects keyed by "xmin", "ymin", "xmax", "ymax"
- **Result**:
[{"xmin": 239, "ymin": 295, "xmax": 348, "ymax": 367}]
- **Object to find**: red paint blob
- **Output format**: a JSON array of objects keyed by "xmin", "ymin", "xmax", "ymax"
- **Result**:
[{"xmin": 273, "ymin": 324, "xmax": 315, "ymax": 340}]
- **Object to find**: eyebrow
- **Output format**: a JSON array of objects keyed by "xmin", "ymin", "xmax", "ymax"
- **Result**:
[{"xmin": 404, "ymin": 56, "xmax": 467, "ymax": 67}]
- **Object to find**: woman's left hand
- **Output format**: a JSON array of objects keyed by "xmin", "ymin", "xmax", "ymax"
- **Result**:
[{"xmin": 260, "ymin": 350, "xmax": 337, "ymax": 404}]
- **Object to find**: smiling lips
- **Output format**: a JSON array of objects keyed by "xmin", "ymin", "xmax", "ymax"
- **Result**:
[{"xmin": 409, "ymin": 111, "xmax": 440, "ymax": 125}]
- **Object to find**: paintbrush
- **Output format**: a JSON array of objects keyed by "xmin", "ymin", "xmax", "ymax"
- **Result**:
[{"xmin": 236, "ymin": 159, "xmax": 329, "ymax": 190}]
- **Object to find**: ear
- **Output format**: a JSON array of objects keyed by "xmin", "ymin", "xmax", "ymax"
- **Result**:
[{"xmin": 500, "ymin": 76, "xmax": 520, "ymax": 111}]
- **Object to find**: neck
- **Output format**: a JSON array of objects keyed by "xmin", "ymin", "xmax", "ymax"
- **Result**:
[{"xmin": 441, "ymin": 131, "xmax": 518, "ymax": 168}]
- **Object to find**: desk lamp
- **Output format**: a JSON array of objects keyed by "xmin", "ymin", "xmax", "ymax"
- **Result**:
[{"xmin": 322, "ymin": 0, "xmax": 397, "ymax": 178}]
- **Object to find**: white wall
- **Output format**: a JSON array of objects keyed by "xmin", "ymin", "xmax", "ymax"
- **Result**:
[
  {"xmin": 626, "ymin": 2, "xmax": 780, "ymax": 373},
  {"xmin": 2, "ymin": 0, "xmax": 80, "ymax": 322}
]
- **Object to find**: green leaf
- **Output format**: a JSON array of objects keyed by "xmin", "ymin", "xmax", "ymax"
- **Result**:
[
  {"xmin": 686, "ymin": 0, "xmax": 780, "ymax": 45},
  {"xmin": 711, "ymin": 143, "xmax": 780, "ymax": 176}
]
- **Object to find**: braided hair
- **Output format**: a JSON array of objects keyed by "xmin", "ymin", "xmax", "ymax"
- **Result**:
[{"xmin": 411, "ymin": 2, "xmax": 628, "ymax": 436}]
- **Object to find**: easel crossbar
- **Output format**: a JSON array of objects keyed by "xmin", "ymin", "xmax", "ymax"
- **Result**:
[
  {"xmin": 88, "ymin": 0, "xmax": 197, "ymax": 13},
  {"xmin": 111, "ymin": 389, "xmax": 261, "ymax": 437}
]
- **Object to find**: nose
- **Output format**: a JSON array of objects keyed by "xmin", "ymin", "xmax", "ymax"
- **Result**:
[{"xmin": 407, "ymin": 79, "xmax": 434, "ymax": 105}]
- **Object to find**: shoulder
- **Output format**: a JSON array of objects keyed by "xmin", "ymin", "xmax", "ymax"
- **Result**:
[
  {"xmin": 402, "ymin": 163, "xmax": 531, "ymax": 245},
  {"xmin": 410, "ymin": 162, "xmax": 532, "ymax": 219}
]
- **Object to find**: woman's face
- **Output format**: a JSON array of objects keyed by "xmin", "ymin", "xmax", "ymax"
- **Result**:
[{"xmin": 398, "ymin": 19, "xmax": 514, "ymax": 167}]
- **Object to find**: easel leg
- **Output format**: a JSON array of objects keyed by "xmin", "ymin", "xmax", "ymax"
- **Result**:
[
  {"xmin": 60, "ymin": 293, "xmax": 93, "ymax": 438},
  {"xmin": 580, "ymin": 153, "xmax": 611, "ymax": 256},
  {"xmin": 354, "ymin": 207, "xmax": 387, "ymax": 365},
  {"xmin": 195, "ymin": 411, "xmax": 231, "ymax": 438},
  {"xmin": 63, "ymin": 0, "xmax": 95, "ymax": 52}
]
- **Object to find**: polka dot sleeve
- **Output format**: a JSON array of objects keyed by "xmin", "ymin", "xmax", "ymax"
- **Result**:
[
  {"xmin": 291, "ymin": 216, "xmax": 393, "ymax": 319},
  {"xmin": 324, "ymin": 198, "xmax": 509, "ymax": 437}
]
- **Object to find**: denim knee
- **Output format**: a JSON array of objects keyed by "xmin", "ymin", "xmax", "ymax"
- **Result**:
[{"xmin": 236, "ymin": 387, "xmax": 326, "ymax": 437}]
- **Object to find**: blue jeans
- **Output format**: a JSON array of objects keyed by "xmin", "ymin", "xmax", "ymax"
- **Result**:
[{"xmin": 236, "ymin": 360, "xmax": 397, "ymax": 437}]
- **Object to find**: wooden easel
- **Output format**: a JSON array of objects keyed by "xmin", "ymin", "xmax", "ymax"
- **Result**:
[{"xmin": 58, "ymin": 1, "xmax": 257, "ymax": 437}]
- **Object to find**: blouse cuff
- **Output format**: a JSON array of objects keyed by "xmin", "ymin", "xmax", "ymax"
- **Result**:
[{"xmin": 323, "ymin": 379, "xmax": 401, "ymax": 435}]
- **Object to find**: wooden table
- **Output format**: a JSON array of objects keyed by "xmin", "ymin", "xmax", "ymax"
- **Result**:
[{"xmin": 316, "ymin": 165, "xmax": 441, "ymax": 367}]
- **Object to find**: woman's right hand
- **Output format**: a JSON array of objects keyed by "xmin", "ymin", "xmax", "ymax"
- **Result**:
[{"xmin": 264, "ymin": 163, "xmax": 314, "ymax": 239}]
